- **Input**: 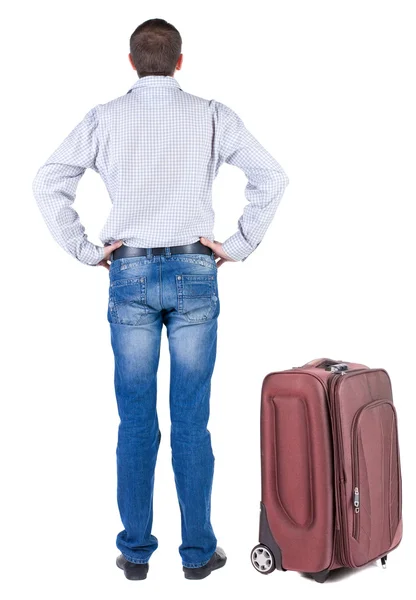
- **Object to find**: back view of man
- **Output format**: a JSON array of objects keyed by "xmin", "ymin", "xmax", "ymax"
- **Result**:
[{"xmin": 32, "ymin": 18, "xmax": 289, "ymax": 580}]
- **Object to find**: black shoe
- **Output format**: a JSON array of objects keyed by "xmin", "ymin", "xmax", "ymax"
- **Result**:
[
  {"xmin": 183, "ymin": 547, "xmax": 227, "ymax": 580},
  {"xmin": 116, "ymin": 554, "xmax": 149, "ymax": 580}
]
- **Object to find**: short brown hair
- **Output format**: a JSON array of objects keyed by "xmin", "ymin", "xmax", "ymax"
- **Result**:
[{"xmin": 130, "ymin": 18, "xmax": 182, "ymax": 77}]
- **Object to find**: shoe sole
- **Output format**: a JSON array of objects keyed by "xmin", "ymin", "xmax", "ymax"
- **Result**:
[{"xmin": 184, "ymin": 557, "xmax": 227, "ymax": 580}]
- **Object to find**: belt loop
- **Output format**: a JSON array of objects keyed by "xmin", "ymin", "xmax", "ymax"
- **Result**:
[
  {"xmin": 146, "ymin": 247, "xmax": 152, "ymax": 259},
  {"xmin": 165, "ymin": 246, "xmax": 171, "ymax": 258}
]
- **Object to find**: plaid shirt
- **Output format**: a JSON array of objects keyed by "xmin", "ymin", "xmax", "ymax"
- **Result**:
[{"xmin": 32, "ymin": 75, "xmax": 289, "ymax": 265}]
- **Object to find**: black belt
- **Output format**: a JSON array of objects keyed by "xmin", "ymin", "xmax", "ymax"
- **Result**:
[{"xmin": 107, "ymin": 240, "xmax": 213, "ymax": 262}]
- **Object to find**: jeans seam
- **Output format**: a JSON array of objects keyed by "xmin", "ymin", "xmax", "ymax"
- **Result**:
[
  {"xmin": 183, "ymin": 556, "xmax": 212, "ymax": 568},
  {"xmin": 121, "ymin": 553, "xmax": 150, "ymax": 565}
]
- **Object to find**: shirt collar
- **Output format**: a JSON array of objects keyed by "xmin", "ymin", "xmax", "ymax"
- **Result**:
[{"xmin": 127, "ymin": 75, "xmax": 182, "ymax": 94}]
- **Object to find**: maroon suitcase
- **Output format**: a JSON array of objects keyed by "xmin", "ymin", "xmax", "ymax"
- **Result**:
[{"xmin": 251, "ymin": 358, "xmax": 403, "ymax": 583}]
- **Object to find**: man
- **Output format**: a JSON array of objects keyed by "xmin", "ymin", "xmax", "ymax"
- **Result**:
[{"xmin": 32, "ymin": 18, "xmax": 289, "ymax": 580}]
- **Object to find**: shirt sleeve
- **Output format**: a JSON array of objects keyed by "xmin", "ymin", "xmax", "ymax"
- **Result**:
[
  {"xmin": 32, "ymin": 106, "xmax": 106, "ymax": 266},
  {"xmin": 215, "ymin": 101, "xmax": 289, "ymax": 262}
]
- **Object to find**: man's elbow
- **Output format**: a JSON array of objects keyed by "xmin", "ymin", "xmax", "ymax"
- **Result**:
[
  {"xmin": 270, "ymin": 168, "xmax": 289, "ymax": 196},
  {"xmin": 32, "ymin": 168, "xmax": 45, "ymax": 203},
  {"xmin": 32, "ymin": 166, "xmax": 56, "ymax": 209}
]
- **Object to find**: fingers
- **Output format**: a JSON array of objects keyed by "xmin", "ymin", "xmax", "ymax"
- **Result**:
[
  {"xmin": 199, "ymin": 236, "xmax": 215, "ymax": 250},
  {"xmin": 96, "ymin": 259, "xmax": 110, "ymax": 270},
  {"xmin": 108, "ymin": 240, "xmax": 123, "ymax": 251},
  {"xmin": 103, "ymin": 240, "xmax": 123, "ymax": 260}
]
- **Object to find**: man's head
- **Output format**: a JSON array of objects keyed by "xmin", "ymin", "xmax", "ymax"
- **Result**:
[{"xmin": 129, "ymin": 18, "xmax": 183, "ymax": 78}]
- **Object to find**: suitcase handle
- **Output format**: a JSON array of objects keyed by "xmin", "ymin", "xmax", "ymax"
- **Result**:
[
  {"xmin": 324, "ymin": 363, "xmax": 349, "ymax": 373},
  {"xmin": 301, "ymin": 358, "xmax": 349, "ymax": 373},
  {"xmin": 301, "ymin": 358, "xmax": 342, "ymax": 369}
]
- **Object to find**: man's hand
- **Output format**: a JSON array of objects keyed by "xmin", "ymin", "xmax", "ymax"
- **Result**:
[
  {"xmin": 96, "ymin": 240, "xmax": 124, "ymax": 270},
  {"xmin": 199, "ymin": 237, "xmax": 237, "ymax": 268}
]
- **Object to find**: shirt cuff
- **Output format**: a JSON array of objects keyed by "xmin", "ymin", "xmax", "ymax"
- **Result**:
[
  {"xmin": 222, "ymin": 231, "xmax": 257, "ymax": 262},
  {"xmin": 79, "ymin": 242, "xmax": 106, "ymax": 266}
]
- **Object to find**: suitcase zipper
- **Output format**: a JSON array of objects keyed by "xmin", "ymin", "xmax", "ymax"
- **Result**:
[
  {"xmin": 328, "ymin": 369, "xmax": 369, "ymax": 567},
  {"xmin": 352, "ymin": 487, "xmax": 360, "ymax": 540},
  {"xmin": 328, "ymin": 373, "xmax": 350, "ymax": 566}
]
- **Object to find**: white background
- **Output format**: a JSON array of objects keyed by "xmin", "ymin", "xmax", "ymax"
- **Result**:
[{"xmin": 2, "ymin": 1, "xmax": 415, "ymax": 598}]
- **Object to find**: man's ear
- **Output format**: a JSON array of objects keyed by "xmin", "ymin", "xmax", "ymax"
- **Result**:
[{"xmin": 128, "ymin": 53, "xmax": 136, "ymax": 70}]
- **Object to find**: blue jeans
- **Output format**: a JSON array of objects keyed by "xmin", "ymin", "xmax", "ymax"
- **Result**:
[{"xmin": 107, "ymin": 250, "xmax": 220, "ymax": 568}]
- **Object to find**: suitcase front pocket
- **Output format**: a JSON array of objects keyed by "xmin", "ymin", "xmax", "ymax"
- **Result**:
[{"xmin": 351, "ymin": 400, "xmax": 401, "ymax": 554}]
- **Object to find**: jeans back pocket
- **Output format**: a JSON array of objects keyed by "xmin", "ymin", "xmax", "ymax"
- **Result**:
[
  {"xmin": 176, "ymin": 273, "xmax": 218, "ymax": 322},
  {"xmin": 108, "ymin": 276, "xmax": 148, "ymax": 325}
]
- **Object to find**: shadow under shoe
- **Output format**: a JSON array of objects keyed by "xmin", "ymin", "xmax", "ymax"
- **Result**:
[
  {"xmin": 116, "ymin": 554, "xmax": 149, "ymax": 580},
  {"xmin": 183, "ymin": 547, "xmax": 227, "ymax": 580}
]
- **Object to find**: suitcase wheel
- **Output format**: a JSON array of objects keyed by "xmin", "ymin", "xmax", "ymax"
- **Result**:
[{"xmin": 250, "ymin": 544, "xmax": 275, "ymax": 574}]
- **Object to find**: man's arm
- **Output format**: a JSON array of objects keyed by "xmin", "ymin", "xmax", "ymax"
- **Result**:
[
  {"xmin": 32, "ymin": 106, "xmax": 106, "ymax": 266},
  {"xmin": 215, "ymin": 101, "xmax": 289, "ymax": 262}
]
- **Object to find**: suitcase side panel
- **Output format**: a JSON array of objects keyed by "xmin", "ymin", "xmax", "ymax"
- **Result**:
[{"xmin": 260, "ymin": 372, "xmax": 334, "ymax": 573}]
